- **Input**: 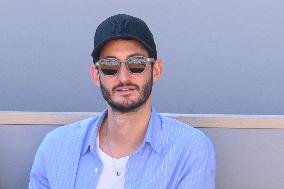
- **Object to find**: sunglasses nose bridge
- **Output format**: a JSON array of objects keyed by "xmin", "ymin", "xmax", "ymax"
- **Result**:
[{"xmin": 117, "ymin": 60, "xmax": 132, "ymax": 78}]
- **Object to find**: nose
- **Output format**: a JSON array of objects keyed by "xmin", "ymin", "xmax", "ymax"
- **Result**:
[{"xmin": 117, "ymin": 63, "xmax": 132, "ymax": 82}]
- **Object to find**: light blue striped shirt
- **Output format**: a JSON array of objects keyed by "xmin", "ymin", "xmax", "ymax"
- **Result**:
[{"xmin": 29, "ymin": 109, "xmax": 215, "ymax": 189}]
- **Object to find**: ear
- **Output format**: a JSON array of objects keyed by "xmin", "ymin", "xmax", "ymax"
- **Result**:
[
  {"xmin": 90, "ymin": 64, "xmax": 100, "ymax": 86},
  {"xmin": 152, "ymin": 59, "xmax": 163, "ymax": 83}
]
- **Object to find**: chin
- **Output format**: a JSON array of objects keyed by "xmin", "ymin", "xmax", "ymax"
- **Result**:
[{"xmin": 109, "ymin": 98, "xmax": 149, "ymax": 113}]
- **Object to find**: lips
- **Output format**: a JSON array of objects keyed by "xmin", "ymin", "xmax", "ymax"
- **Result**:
[
  {"xmin": 112, "ymin": 83, "xmax": 139, "ymax": 97},
  {"xmin": 112, "ymin": 85, "xmax": 138, "ymax": 97},
  {"xmin": 115, "ymin": 86, "xmax": 136, "ymax": 91},
  {"xmin": 115, "ymin": 86, "xmax": 136, "ymax": 92}
]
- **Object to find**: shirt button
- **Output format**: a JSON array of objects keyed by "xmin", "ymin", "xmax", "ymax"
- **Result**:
[{"xmin": 94, "ymin": 168, "xmax": 99, "ymax": 173}]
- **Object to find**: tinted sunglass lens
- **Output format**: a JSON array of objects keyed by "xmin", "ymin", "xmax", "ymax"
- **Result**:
[
  {"xmin": 100, "ymin": 59, "xmax": 120, "ymax": 75},
  {"xmin": 127, "ymin": 57, "xmax": 147, "ymax": 73}
]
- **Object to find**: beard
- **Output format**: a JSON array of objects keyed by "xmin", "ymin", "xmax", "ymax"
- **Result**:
[{"xmin": 99, "ymin": 75, "xmax": 153, "ymax": 113}]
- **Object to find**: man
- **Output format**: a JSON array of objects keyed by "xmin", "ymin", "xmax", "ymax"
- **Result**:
[{"xmin": 29, "ymin": 14, "xmax": 215, "ymax": 189}]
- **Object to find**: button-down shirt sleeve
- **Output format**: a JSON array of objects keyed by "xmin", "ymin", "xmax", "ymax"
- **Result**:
[{"xmin": 29, "ymin": 135, "xmax": 51, "ymax": 189}]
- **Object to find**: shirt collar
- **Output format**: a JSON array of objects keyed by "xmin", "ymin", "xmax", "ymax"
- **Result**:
[
  {"xmin": 81, "ymin": 107, "xmax": 163, "ymax": 155},
  {"xmin": 144, "ymin": 108, "xmax": 163, "ymax": 154},
  {"xmin": 81, "ymin": 109, "xmax": 107, "ymax": 155}
]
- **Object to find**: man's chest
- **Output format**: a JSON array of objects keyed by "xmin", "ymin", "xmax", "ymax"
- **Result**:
[{"xmin": 75, "ymin": 146, "xmax": 184, "ymax": 189}]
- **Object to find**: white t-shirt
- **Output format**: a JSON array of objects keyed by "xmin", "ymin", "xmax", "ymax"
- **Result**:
[{"xmin": 96, "ymin": 135, "xmax": 129, "ymax": 189}]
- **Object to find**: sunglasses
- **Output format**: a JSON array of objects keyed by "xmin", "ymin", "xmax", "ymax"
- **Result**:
[{"xmin": 95, "ymin": 55, "xmax": 155, "ymax": 76}]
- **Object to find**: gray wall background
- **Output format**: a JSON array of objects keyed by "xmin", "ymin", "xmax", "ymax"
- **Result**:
[{"xmin": 1, "ymin": 0, "xmax": 284, "ymax": 114}]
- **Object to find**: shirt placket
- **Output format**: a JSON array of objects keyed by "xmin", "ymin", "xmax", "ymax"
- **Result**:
[{"xmin": 124, "ymin": 143, "xmax": 149, "ymax": 189}]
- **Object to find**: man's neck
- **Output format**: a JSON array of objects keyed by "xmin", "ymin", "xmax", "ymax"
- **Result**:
[{"xmin": 99, "ymin": 100, "xmax": 152, "ymax": 158}]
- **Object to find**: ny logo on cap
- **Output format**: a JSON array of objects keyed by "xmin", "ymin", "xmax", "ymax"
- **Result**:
[{"xmin": 110, "ymin": 18, "xmax": 129, "ymax": 33}]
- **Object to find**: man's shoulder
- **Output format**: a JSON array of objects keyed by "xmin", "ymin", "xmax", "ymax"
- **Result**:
[
  {"xmin": 40, "ymin": 116, "xmax": 99, "ymax": 150},
  {"xmin": 159, "ymin": 113, "xmax": 204, "ymax": 136},
  {"xmin": 48, "ymin": 116, "xmax": 97, "ymax": 136},
  {"xmin": 158, "ymin": 113, "xmax": 212, "ymax": 147}
]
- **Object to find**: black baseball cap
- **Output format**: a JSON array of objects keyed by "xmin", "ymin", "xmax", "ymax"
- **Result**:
[{"xmin": 91, "ymin": 14, "xmax": 157, "ymax": 62}]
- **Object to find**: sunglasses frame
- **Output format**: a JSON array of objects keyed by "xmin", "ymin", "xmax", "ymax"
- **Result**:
[{"xmin": 95, "ymin": 55, "xmax": 155, "ymax": 76}]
